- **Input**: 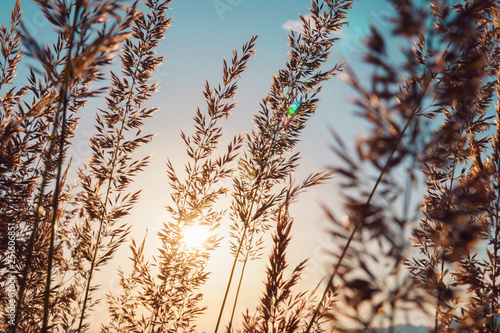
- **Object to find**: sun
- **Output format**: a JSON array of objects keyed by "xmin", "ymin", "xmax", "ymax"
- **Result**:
[{"xmin": 181, "ymin": 225, "xmax": 210, "ymax": 249}]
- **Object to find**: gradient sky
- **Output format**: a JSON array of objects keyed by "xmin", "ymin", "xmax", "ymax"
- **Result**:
[{"xmin": 0, "ymin": 0, "xmax": 431, "ymax": 331}]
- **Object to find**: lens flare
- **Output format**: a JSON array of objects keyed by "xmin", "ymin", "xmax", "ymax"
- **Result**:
[
  {"xmin": 280, "ymin": 116, "xmax": 290, "ymax": 126},
  {"xmin": 287, "ymin": 96, "xmax": 303, "ymax": 116}
]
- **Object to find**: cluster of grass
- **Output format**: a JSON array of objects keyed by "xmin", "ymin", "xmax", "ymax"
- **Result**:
[{"xmin": 1, "ymin": 0, "xmax": 500, "ymax": 332}]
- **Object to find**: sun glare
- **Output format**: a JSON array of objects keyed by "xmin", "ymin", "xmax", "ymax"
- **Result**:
[{"xmin": 181, "ymin": 225, "xmax": 210, "ymax": 249}]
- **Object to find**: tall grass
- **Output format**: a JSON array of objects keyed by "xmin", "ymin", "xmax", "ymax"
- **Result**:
[
  {"xmin": 215, "ymin": 0, "xmax": 350, "ymax": 330},
  {"xmin": 102, "ymin": 34, "xmax": 257, "ymax": 333},
  {"xmin": 1, "ymin": 0, "xmax": 137, "ymax": 331},
  {"xmin": 2, "ymin": 0, "xmax": 500, "ymax": 332},
  {"xmin": 316, "ymin": 0, "xmax": 500, "ymax": 332}
]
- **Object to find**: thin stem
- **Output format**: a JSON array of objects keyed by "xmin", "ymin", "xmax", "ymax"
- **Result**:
[
  {"xmin": 11, "ymin": 37, "xmax": 69, "ymax": 333},
  {"xmin": 216, "ymin": 9, "xmax": 338, "ymax": 325},
  {"xmin": 215, "ymin": 115, "xmax": 284, "ymax": 333},
  {"xmin": 305, "ymin": 111, "xmax": 416, "ymax": 333},
  {"xmin": 227, "ymin": 252, "xmax": 249, "ymax": 330},
  {"xmin": 41, "ymin": 2, "xmax": 81, "ymax": 331},
  {"xmin": 390, "ymin": 169, "xmax": 413, "ymax": 332},
  {"xmin": 226, "ymin": 184, "xmax": 267, "ymax": 329},
  {"xmin": 214, "ymin": 198, "xmax": 254, "ymax": 333},
  {"xmin": 148, "ymin": 308, "xmax": 159, "ymax": 333},
  {"xmin": 40, "ymin": 69, "xmax": 71, "ymax": 333},
  {"xmin": 175, "ymin": 49, "xmax": 255, "ymax": 333},
  {"xmin": 434, "ymin": 160, "xmax": 457, "ymax": 332},
  {"xmin": 76, "ymin": 20, "xmax": 146, "ymax": 333},
  {"xmin": 12, "ymin": 95, "xmax": 60, "ymax": 333}
]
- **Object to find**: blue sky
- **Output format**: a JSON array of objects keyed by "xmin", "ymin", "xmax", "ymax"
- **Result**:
[{"xmin": 0, "ymin": 0, "xmax": 427, "ymax": 331}]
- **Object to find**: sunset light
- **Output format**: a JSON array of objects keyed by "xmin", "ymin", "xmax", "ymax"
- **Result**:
[
  {"xmin": 7, "ymin": 0, "xmax": 500, "ymax": 332},
  {"xmin": 181, "ymin": 225, "xmax": 211, "ymax": 249}
]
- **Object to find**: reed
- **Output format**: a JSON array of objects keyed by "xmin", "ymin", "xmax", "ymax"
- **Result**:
[
  {"xmin": 69, "ymin": 0, "xmax": 171, "ymax": 332},
  {"xmin": 317, "ymin": 0, "xmax": 500, "ymax": 331},
  {"xmin": 239, "ymin": 176, "xmax": 336, "ymax": 333},
  {"xmin": 215, "ymin": 0, "xmax": 352, "ymax": 331},
  {"xmin": 4, "ymin": 0, "xmax": 500, "ymax": 332},
  {"xmin": 102, "ymin": 35, "xmax": 257, "ymax": 333}
]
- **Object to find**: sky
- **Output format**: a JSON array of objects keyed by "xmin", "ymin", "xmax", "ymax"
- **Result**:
[{"xmin": 0, "ymin": 0, "xmax": 432, "ymax": 331}]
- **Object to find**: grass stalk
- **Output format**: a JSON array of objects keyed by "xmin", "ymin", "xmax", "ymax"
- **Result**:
[
  {"xmin": 433, "ymin": 161, "xmax": 457, "ymax": 332},
  {"xmin": 76, "ymin": 96, "xmax": 131, "ymax": 332},
  {"xmin": 215, "ymin": 114, "xmax": 291, "ymax": 331},
  {"xmin": 217, "ymin": 2, "xmax": 352, "ymax": 329},
  {"xmin": 306, "ymin": 110, "xmax": 416, "ymax": 333},
  {"xmin": 76, "ymin": 21, "xmax": 143, "ymax": 333},
  {"xmin": 13, "ymin": 6, "xmax": 79, "ymax": 330},
  {"xmin": 11, "ymin": 98, "xmax": 58, "ymax": 332},
  {"xmin": 76, "ymin": 1, "xmax": 171, "ymax": 329},
  {"xmin": 228, "ymin": 253, "xmax": 249, "ymax": 329},
  {"xmin": 40, "ymin": 3, "xmax": 82, "ymax": 331},
  {"xmin": 214, "ymin": 193, "xmax": 257, "ymax": 333},
  {"xmin": 12, "ymin": 99, "xmax": 56, "ymax": 333}
]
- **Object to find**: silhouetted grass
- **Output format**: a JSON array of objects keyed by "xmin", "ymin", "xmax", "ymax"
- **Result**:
[{"xmin": 3, "ymin": 0, "xmax": 500, "ymax": 332}]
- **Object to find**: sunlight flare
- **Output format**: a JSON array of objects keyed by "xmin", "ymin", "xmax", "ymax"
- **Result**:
[{"xmin": 181, "ymin": 225, "xmax": 211, "ymax": 249}]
